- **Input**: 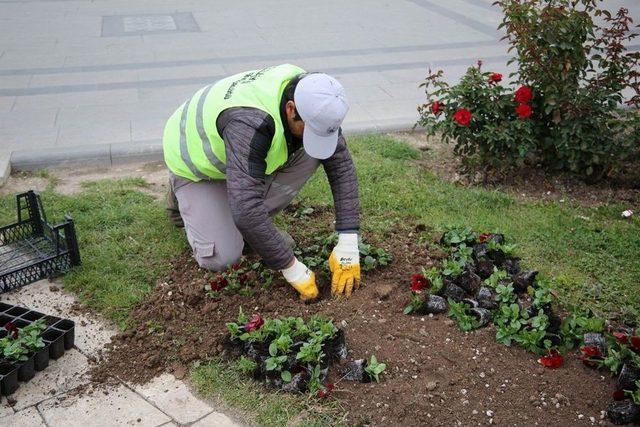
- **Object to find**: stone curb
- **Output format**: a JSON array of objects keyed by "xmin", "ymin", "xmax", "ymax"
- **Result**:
[
  {"xmin": 9, "ymin": 119, "xmax": 417, "ymax": 172},
  {"xmin": 0, "ymin": 150, "xmax": 10, "ymax": 187}
]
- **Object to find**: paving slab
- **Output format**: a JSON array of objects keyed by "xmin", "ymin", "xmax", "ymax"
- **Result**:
[
  {"xmin": 11, "ymin": 349, "xmax": 90, "ymax": 411},
  {"xmin": 191, "ymin": 410, "xmax": 240, "ymax": 427},
  {"xmin": 38, "ymin": 383, "xmax": 172, "ymax": 427},
  {"xmin": 0, "ymin": 406, "xmax": 46, "ymax": 426},
  {"xmin": 133, "ymin": 374, "xmax": 214, "ymax": 424}
]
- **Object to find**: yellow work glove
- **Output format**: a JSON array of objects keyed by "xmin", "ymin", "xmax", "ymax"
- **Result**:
[
  {"xmin": 329, "ymin": 233, "xmax": 361, "ymax": 297},
  {"xmin": 281, "ymin": 258, "xmax": 319, "ymax": 301}
]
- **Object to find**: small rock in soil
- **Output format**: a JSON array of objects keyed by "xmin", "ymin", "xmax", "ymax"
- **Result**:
[
  {"xmin": 477, "ymin": 287, "xmax": 498, "ymax": 310},
  {"xmin": 374, "ymin": 284, "xmax": 394, "ymax": 301},
  {"xmin": 173, "ymin": 365, "xmax": 186, "ymax": 380},
  {"xmin": 427, "ymin": 381, "xmax": 438, "ymax": 391},
  {"xmin": 49, "ymin": 285, "xmax": 60, "ymax": 292}
]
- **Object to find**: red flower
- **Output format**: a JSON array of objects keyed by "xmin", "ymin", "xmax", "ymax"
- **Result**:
[
  {"xmin": 613, "ymin": 332, "xmax": 629, "ymax": 345},
  {"xmin": 489, "ymin": 73, "xmax": 503, "ymax": 84},
  {"xmin": 244, "ymin": 314, "xmax": 264, "ymax": 332},
  {"xmin": 631, "ymin": 335, "xmax": 640, "ymax": 351},
  {"xmin": 580, "ymin": 345, "xmax": 602, "ymax": 358},
  {"xmin": 477, "ymin": 59, "xmax": 483, "ymax": 68},
  {"xmin": 431, "ymin": 101, "xmax": 443, "ymax": 115},
  {"xmin": 538, "ymin": 349, "xmax": 564, "ymax": 369},
  {"xmin": 613, "ymin": 390, "xmax": 626, "ymax": 401},
  {"xmin": 514, "ymin": 86, "xmax": 533, "ymax": 104},
  {"xmin": 410, "ymin": 274, "xmax": 430, "ymax": 293},
  {"xmin": 515, "ymin": 103, "xmax": 532, "ymax": 119},
  {"xmin": 5, "ymin": 321, "xmax": 16, "ymax": 331},
  {"xmin": 453, "ymin": 108, "xmax": 472, "ymax": 126},
  {"xmin": 317, "ymin": 383, "xmax": 335, "ymax": 399},
  {"xmin": 209, "ymin": 276, "xmax": 228, "ymax": 292},
  {"xmin": 231, "ymin": 263, "xmax": 242, "ymax": 271},
  {"xmin": 478, "ymin": 233, "xmax": 491, "ymax": 243}
]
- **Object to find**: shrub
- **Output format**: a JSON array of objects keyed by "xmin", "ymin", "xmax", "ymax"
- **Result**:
[{"xmin": 418, "ymin": 0, "xmax": 640, "ymax": 180}]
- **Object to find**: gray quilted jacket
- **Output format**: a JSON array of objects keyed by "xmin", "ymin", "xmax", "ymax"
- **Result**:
[{"xmin": 217, "ymin": 106, "xmax": 360, "ymax": 270}]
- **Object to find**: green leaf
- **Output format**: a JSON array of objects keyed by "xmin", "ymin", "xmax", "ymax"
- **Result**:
[{"xmin": 281, "ymin": 370, "xmax": 292, "ymax": 382}]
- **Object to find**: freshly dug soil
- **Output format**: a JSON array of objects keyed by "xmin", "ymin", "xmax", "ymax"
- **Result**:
[{"xmin": 92, "ymin": 210, "xmax": 616, "ymax": 426}]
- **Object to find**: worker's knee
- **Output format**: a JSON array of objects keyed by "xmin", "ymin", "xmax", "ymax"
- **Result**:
[{"xmin": 192, "ymin": 242, "xmax": 242, "ymax": 272}]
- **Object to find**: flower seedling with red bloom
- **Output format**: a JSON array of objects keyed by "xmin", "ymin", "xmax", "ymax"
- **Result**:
[
  {"xmin": 478, "ymin": 233, "xmax": 491, "ymax": 243},
  {"xmin": 515, "ymin": 103, "xmax": 532, "ymax": 119},
  {"xmin": 613, "ymin": 390, "xmax": 626, "ymax": 401},
  {"xmin": 244, "ymin": 314, "xmax": 264, "ymax": 332},
  {"xmin": 316, "ymin": 382, "xmax": 335, "ymax": 399},
  {"xmin": 489, "ymin": 73, "xmax": 502, "ymax": 84},
  {"xmin": 514, "ymin": 86, "xmax": 533, "ymax": 104},
  {"xmin": 538, "ymin": 348, "xmax": 564, "ymax": 369},
  {"xmin": 4, "ymin": 321, "xmax": 18, "ymax": 339},
  {"xmin": 453, "ymin": 108, "xmax": 472, "ymax": 126},
  {"xmin": 431, "ymin": 101, "xmax": 443, "ymax": 115},
  {"xmin": 613, "ymin": 332, "xmax": 630, "ymax": 345},
  {"xmin": 410, "ymin": 274, "xmax": 430, "ymax": 293},
  {"xmin": 580, "ymin": 345, "xmax": 603, "ymax": 367},
  {"xmin": 208, "ymin": 276, "xmax": 229, "ymax": 292}
]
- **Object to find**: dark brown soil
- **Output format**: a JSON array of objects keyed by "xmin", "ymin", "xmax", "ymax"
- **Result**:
[{"xmin": 92, "ymin": 210, "xmax": 617, "ymax": 426}]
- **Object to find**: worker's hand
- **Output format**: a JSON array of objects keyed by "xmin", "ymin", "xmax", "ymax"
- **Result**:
[
  {"xmin": 329, "ymin": 233, "xmax": 361, "ymax": 297},
  {"xmin": 281, "ymin": 258, "xmax": 319, "ymax": 302}
]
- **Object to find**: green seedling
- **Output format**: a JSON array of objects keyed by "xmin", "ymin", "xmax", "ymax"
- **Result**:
[{"xmin": 365, "ymin": 355, "xmax": 387, "ymax": 382}]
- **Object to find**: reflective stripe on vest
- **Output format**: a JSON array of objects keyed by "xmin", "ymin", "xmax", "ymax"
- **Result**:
[
  {"xmin": 179, "ymin": 98, "xmax": 209, "ymax": 181},
  {"xmin": 195, "ymin": 85, "xmax": 227, "ymax": 174}
]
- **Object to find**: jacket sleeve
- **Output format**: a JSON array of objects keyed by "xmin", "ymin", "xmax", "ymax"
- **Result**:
[
  {"xmin": 219, "ymin": 108, "xmax": 294, "ymax": 270},
  {"xmin": 321, "ymin": 130, "xmax": 360, "ymax": 232}
]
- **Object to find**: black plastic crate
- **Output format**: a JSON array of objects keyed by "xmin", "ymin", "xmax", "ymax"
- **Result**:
[
  {"xmin": 0, "ymin": 303, "xmax": 75, "ymax": 395},
  {"xmin": 0, "ymin": 191, "xmax": 81, "ymax": 293}
]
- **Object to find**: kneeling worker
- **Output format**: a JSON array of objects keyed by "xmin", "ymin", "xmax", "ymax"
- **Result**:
[{"xmin": 162, "ymin": 64, "xmax": 361, "ymax": 301}]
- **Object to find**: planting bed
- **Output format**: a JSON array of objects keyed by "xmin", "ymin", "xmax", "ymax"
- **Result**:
[
  {"xmin": 94, "ymin": 207, "xmax": 628, "ymax": 425},
  {"xmin": 0, "ymin": 302, "xmax": 75, "ymax": 396}
]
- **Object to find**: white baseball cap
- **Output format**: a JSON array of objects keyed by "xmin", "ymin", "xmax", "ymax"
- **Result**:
[{"xmin": 294, "ymin": 73, "xmax": 349, "ymax": 160}]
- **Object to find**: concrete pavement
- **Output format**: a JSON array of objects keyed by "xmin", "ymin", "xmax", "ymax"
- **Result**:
[
  {"xmin": 0, "ymin": 0, "xmax": 638, "ymax": 171},
  {"xmin": 0, "ymin": 280, "xmax": 241, "ymax": 427}
]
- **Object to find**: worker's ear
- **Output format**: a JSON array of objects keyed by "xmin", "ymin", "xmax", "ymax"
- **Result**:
[{"xmin": 285, "ymin": 100, "xmax": 296, "ymax": 120}]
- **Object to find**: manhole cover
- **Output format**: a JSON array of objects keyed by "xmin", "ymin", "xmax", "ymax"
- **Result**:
[
  {"xmin": 102, "ymin": 12, "xmax": 200, "ymax": 37},
  {"xmin": 123, "ymin": 16, "xmax": 177, "ymax": 33}
]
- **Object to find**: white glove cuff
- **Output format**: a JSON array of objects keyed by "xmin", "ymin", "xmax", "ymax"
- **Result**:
[
  {"xmin": 336, "ymin": 233, "xmax": 359, "ymax": 252},
  {"xmin": 281, "ymin": 258, "xmax": 309, "ymax": 283}
]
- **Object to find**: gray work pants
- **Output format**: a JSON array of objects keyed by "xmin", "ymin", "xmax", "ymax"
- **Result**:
[{"xmin": 170, "ymin": 149, "xmax": 320, "ymax": 271}]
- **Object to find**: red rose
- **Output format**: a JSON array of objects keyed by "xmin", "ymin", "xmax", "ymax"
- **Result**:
[
  {"xmin": 489, "ymin": 73, "xmax": 503, "ymax": 84},
  {"xmin": 538, "ymin": 349, "xmax": 563, "ymax": 369},
  {"xmin": 514, "ymin": 86, "xmax": 533, "ymax": 104},
  {"xmin": 630, "ymin": 335, "xmax": 640, "ymax": 351},
  {"xmin": 453, "ymin": 108, "xmax": 472, "ymax": 126},
  {"xmin": 244, "ymin": 314, "xmax": 264, "ymax": 332},
  {"xmin": 515, "ymin": 103, "xmax": 532, "ymax": 119},
  {"xmin": 431, "ymin": 101, "xmax": 443, "ymax": 115},
  {"xmin": 478, "ymin": 233, "xmax": 491, "ymax": 243},
  {"xmin": 410, "ymin": 274, "xmax": 430, "ymax": 293}
]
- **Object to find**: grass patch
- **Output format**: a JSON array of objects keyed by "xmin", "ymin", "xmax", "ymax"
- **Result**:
[
  {"xmin": 192, "ymin": 359, "xmax": 343, "ymax": 427},
  {"xmin": 0, "ymin": 178, "xmax": 186, "ymax": 327}
]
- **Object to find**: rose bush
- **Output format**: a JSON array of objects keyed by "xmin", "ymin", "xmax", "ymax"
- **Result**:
[{"xmin": 418, "ymin": 0, "xmax": 640, "ymax": 180}]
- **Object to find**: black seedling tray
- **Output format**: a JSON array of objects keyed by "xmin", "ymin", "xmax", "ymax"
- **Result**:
[
  {"xmin": 0, "ymin": 302, "xmax": 75, "ymax": 395},
  {"xmin": 0, "ymin": 191, "xmax": 81, "ymax": 293}
]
